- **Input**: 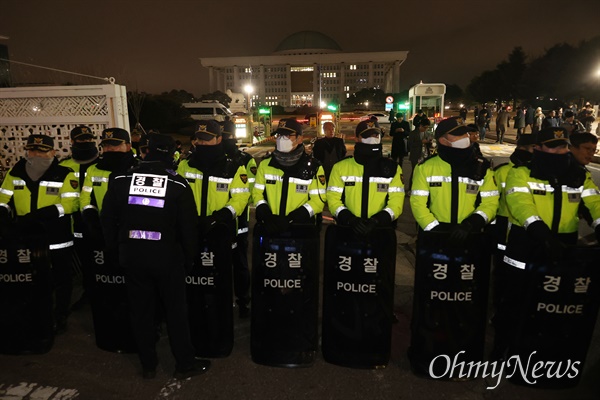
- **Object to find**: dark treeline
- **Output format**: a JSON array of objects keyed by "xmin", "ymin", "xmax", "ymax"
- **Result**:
[{"xmin": 466, "ymin": 36, "xmax": 600, "ymax": 107}]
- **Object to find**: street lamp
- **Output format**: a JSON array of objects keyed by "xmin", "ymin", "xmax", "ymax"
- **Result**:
[{"xmin": 244, "ymin": 84, "xmax": 254, "ymax": 113}]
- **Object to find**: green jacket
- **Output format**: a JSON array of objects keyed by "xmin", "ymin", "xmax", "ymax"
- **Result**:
[
  {"xmin": 177, "ymin": 157, "xmax": 250, "ymax": 218},
  {"xmin": 0, "ymin": 158, "xmax": 79, "ymax": 248},
  {"xmin": 410, "ymin": 154, "xmax": 499, "ymax": 230},
  {"xmin": 252, "ymin": 153, "xmax": 326, "ymax": 217},
  {"xmin": 327, "ymin": 156, "xmax": 404, "ymax": 220}
]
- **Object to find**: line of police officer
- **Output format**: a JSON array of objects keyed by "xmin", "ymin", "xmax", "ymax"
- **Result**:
[{"xmin": 1, "ymin": 116, "xmax": 599, "ymax": 379}]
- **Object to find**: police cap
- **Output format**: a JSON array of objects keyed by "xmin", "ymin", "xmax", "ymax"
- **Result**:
[
  {"xmin": 273, "ymin": 118, "xmax": 303, "ymax": 137},
  {"xmin": 70, "ymin": 125, "xmax": 96, "ymax": 141},
  {"xmin": 537, "ymin": 127, "xmax": 570, "ymax": 148},
  {"xmin": 222, "ymin": 120, "xmax": 236, "ymax": 139},
  {"xmin": 516, "ymin": 132, "xmax": 537, "ymax": 146},
  {"xmin": 194, "ymin": 120, "xmax": 222, "ymax": 141},
  {"xmin": 101, "ymin": 128, "xmax": 131, "ymax": 146},
  {"xmin": 25, "ymin": 134, "xmax": 54, "ymax": 152},
  {"xmin": 355, "ymin": 120, "xmax": 381, "ymax": 138},
  {"xmin": 148, "ymin": 134, "xmax": 176, "ymax": 155},
  {"xmin": 435, "ymin": 117, "xmax": 470, "ymax": 139}
]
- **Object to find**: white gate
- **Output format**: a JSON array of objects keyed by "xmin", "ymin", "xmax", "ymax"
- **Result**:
[{"xmin": 0, "ymin": 84, "xmax": 129, "ymax": 169}]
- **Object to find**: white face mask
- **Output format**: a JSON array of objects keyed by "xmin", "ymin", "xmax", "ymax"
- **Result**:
[
  {"xmin": 361, "ymin": 136, "xmax": 381, "ymax": 145},
  {"xmin": 450, "ymin": 136, "xmax": 471, "ymax": 149},
  {"xmin": 276, "ymin": 136, "xmax": 295, "ymax": 153}
]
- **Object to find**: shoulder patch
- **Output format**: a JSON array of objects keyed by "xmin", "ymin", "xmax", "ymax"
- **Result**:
[
  {"xmin": 318, "ymin": 175, "xmax": 326, "ymax": 185},
  {"xmin": 70, "ymin": 180, "xmax": 79, "ymax": 189},
  {"xmin": 250, "ymin": 166, "xmax": 257, "ymax": 175},
  {"xmin": 240, "ymin": 174, "xmax": 248, "ymax": 184}
]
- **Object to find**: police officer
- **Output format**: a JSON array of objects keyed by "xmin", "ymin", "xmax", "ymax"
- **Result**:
[
  {"xmin": 492, "ymin": 132, "xmax": 538, "ymax": 249},
  {"xmin": 327, "ymin": 119, "xmax": 405, "ymax": 237},
  {"xmin": 221, "ymin": 120, "xmax": 256, "ymax": 318},
  {"xmin": 503, "ymin": 127, "xmax": 600, "ymax": 266},
  {"xmin": 176, "ymin": 120, "xmax": 250, "ymax": 240},
  {"xmin": 253, "ymin": 118, "xmax": 326, "ymax": 234},
  {"xmin": 60, "ymin": 126, "xmax": 100, "ymax": 307},
  {"xmin": 0, "ymin": 134, "xmax": 80, "ymax": 333},
  {"xmin": 80, "ymin": 128, "xmax": 137, "ymax": 243},
  {"xmin": 312, "ymin": 121, "xmax": 346, "ymax": 181},
  {"xmin": 100, "ymin": 134, "xmax": 210, "ymax": 380},
  {"xmin": 410, "ymin": 116, "xmax": 499, "ymax": 243},
  {"xmin": 493, "ymin": 127, "xmax": 600, "ymax": 360}
]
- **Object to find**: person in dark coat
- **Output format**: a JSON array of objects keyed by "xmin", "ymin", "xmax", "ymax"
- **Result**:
[
  {"xmin": 101, "ymin": 134, "xmax": 210, "ymax": 380},
  {"xmin": 524, "ymin": 105, "xmax": 535, "ymax": 133},
  {"xmin": 389, "ymin": 113, "xmax": 411, "ymax": 166},
  {"xmin": 312, "ymin": 121, "xmax": 346, "ymax": 180}
]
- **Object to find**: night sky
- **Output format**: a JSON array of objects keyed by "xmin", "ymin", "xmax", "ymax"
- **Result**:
[{"xmin": 1, "ymin": 0, "xmax": 599, "ymax": 96}]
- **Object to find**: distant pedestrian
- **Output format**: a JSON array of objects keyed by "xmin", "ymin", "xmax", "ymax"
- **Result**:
[
  {"xmin": 389, "ymin": 113, "xmax": 411, "ymax": 166},
  {"xmin": 476, "ymin": 109, "xmax": 487, "ymax": 141},
  {"xmin": 412, "ymin": 109, "xmax": 427, "ymax": 129},
  {"xmin": 533, "ymin": 107, "xmax": 544, "ymax": 133},
  {"xmin": 541, "ymin": 110, "xmax": 559, "ymax": 129},
  {"xmin": 388, "ymin": 109, "xmax": 396, "ymax": 123},
  {"xmin": 459, "ymin": 106, "xmax": 467, "ymax": 121},
  {"xmin": 495, "ymin": 107, "xmax": 510, "ymax": 144},
  {"xmin": 524, "ymin": 104, "xmax": 535, "ymax": 133},
  {"xmin": 514, "ymin": 106, "xmax": 525, "ymax": 138}
]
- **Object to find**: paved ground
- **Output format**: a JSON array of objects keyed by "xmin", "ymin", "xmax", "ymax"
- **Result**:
[{"xmin": 1, "ymin": 124, "xmax": 599, "ymax": 400}]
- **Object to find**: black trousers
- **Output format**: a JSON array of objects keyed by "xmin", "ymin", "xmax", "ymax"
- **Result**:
[
  {"xmin": 126, "ymin": 263, "xmax": 195, "ymax": 370},
  {"xmin": 232, "ymin": 232, "xmax": 250, "ymax": 306},
  {"xmin": 50, "ymin": 247, "xmax": 74, "ymax": 323}
]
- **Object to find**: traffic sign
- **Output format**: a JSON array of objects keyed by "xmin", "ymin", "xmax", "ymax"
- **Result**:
[{"xmin": 385, "ymin": 96, "xmax": 394, "ymax": 104}]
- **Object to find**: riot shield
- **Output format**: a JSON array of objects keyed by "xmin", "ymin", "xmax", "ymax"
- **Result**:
[
  {"xmin": 187, "ymin": 222, "xmax": 234, "ymax": 358},
  {"xmin": 250, "ymin": 223, "xmax": 320, "ymax": 367},
  {"xmin": 321, "ymin": 224, "xmax": 397, "ymax": 369},
  {"xmin": 408, "ymin": 230, "xmax": 492, "ymax": 379},
  {"xmin": 86, "ymin": 242, "xmax": 137, "ymax": 353},
  {"xmin": 502, "ymin": 246, "xmax": 600, "ymax": 388},
  {"xmin": 0, "ymin": 231, "xmax": 54, "ymax": 354}
]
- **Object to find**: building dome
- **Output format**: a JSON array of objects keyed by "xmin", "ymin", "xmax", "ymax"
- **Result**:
[{"xmin": 274, "ymin": 31, "xmax": 342, "ymax": 55}]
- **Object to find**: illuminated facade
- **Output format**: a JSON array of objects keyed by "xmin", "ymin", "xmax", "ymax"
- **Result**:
[{"xmin": 200, "ymin": 31, "xmax": 408, "ymax": 108}]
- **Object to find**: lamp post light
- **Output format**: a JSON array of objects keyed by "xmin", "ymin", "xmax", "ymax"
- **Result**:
[{"xmin": 244, "ymin": 84, "xmax": 254, "ymax": 114}]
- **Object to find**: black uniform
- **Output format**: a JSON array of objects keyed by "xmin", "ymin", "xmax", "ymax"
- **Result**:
[
  {"xmin": 230, "ymin": 149, "xmax": 254, "ymax": 312},
  {"xmin": 100, "ymin": 160, "xmax": 199, "ymax": 372}
]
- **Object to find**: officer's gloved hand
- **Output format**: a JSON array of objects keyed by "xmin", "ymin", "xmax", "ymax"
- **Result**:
[
  {"xmin": 198, "ymin": 217, "xmax": 216, "ymax": 237},
  {"xmin": 369, "ymin": 211, "xmax": 393, "ymax": 227},
  {"xmin": 336, "ymin": 209, "xmax": 369, "ymax": 238},
  {"xmin": 212, "ymin": 208, "xmax": 233, "ymax": 223},
  {"xmin": 255, "ymin": 203, "xmax": 272, "ymax": 223},
  {"xmin": 448, "ymin": 214, "xmax": 486, "ymax": 247},
  {"xmin": 527, "ymin": 220, "xmax": 567, "ymax": 262},
  {"xmin": 263, "ymin": 214, "xmax": 289, "ymax": 235},
  {"xmin": 24, "ymin": 205, "xmax": 58, "ymax": 222},
  {"xmin": 287, "ymin": 207, "xmax": 311, "ymax": 224},
  {"xmin": 82, "ymin": 208, "xmax": 101, "ymax": 229},
  {"xmin": 82, "ymin": 209, "xmax": 104, "ymax": 245}
]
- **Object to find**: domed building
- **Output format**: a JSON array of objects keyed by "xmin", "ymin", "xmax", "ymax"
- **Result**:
[{"xmin": 200, "ymin": 31, "xmax": 407, "ymax": 108}]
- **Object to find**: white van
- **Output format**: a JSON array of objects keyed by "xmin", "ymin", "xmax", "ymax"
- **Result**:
[{"xmin": 183, "ymin": 101, "xmax": 233, "ymax": 122}]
